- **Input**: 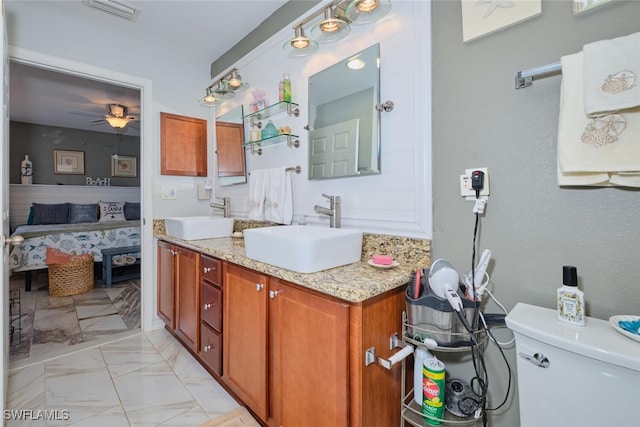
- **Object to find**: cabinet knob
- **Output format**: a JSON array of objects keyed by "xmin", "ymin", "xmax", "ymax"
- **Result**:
[
  {"xmin": 204, "ymin": 267, "xmax": 215, "ymax": 273},
  {"xmin": 203, "ymin": 303, "xmax": 213, "ymax": 310},
  {"xmin": 256, "ymin": 284, "xmax": 264, "ymax": 291},
  {"xmin": 269, "ymin": 290, "xmax": 280, "ymax": 299},
  {"xmin": 203, "ymin": 345, "xmax": 212, "ymax": 352}
]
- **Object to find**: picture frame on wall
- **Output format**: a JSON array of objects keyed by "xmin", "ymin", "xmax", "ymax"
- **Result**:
[
  {"xmin": 112, "ymin": 155, "xmax": 137, "ymax": 177},
  {"xmin": 54, "ymin": 150, "xmax": 85, "ymax": 174},
  {"xmin": 461, "ymin": 0, "xmax": 542, "ymax": 43},
  {"xmin": 573, "ymin": 0, "xmax": 612, "ymax": 15}
]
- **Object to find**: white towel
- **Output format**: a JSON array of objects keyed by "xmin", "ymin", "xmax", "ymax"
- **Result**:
[
  {"xmin": 557, "ymin": 52, "xmax": 640, "ymax": 187},
  {"xmin": 264, "ymin": 167, "xmax": 293, "ymax": 225},
  {"xmin": 583, "ymin": 32, "xmax": 640, "ymax": 116},
  {"xmin": 248, "ymin": 169, "xmax": 267, "ymax": 221}
]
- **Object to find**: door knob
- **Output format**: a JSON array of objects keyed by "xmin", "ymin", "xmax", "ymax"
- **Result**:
[{"xmin": 2, "ymin": 234, "xmax": 24, "ymax": 247}]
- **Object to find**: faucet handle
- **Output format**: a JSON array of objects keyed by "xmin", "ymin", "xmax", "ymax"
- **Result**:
[{"xmin": 321, "ymin": 193, "xmax": 334, "ymax": 201}]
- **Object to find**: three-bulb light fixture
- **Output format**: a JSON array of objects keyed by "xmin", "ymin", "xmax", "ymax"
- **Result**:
[
  {"xmin": 199, "ymin": 68, "xmax": 249, "ymax": 107},
  {"xmin": 283, "ymin": 0, "xmax": 391, "ymax": 58}
]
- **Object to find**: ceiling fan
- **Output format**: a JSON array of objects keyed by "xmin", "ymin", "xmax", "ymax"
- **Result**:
[{"xmin": 90, "ymin": 103, "xmax": 136, "ymax": 129}]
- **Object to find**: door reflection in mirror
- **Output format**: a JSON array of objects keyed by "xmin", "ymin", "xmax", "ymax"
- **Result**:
[
  {"xmin": 308, "ymin": 43, "xmax": 381, "ymax": 180},
  {"xmin": 216, "ymin": 105, "xmax": 247, "ymax": 186}
]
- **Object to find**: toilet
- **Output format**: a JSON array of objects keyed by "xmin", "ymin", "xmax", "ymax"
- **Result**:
[{"xmin": 505, "ymin": 303, "xmax": 640, "ymax": 427}]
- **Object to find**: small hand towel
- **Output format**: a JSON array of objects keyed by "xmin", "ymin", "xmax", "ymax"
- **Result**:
[
  {"xmin": 583, "ymin": 32, "xmax": 640, "ymax": 116},
  {"xmin": 264, "ymin": 167, "xmax": 293, "ymax": 225},
  {"xmin": 557, "ymin": 52, "xmax": 640, "ymax": 188},
  {"xmin": 248, "ymin": 169, "xmax": 267, "ymax": 221}
]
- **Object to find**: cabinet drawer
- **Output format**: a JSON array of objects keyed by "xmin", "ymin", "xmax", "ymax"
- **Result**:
[
  {"xmin": 201, "ymin": 255, "xmax": 222, "ymax": 286},
  {"xmin": 200, "ymin": 322, "xmax": 222, "ymax": 376},
  {"xmin": 201, "ymin": 281, "xmax": 222, "ymax": 332}
]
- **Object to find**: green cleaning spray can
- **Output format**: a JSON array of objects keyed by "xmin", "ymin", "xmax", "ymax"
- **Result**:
[{"xmin": 422, "ymin": 357, "xmax": 445, "ymax": 425}]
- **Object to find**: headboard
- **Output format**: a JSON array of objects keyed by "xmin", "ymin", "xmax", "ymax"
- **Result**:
[{"xmin": 9, "ymin": 184, "xmax": 141, "ymax": 231}]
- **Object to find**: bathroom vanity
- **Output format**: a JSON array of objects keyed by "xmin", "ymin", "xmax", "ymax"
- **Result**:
[{"xmin": 155, "ymin": 226, "xmax": 430, "ymax": 426}]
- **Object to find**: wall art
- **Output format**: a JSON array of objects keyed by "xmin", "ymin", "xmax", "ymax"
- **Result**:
[{"xmin": 462, "ymin": 0, "xmax": 542, "ymax": 43}]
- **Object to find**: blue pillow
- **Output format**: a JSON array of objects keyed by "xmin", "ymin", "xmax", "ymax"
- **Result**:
[
  {"xmin": 124, "ymin": 202, "xmax": 140, "ymax": 220},
  {"xmin": 31, "ymin": 203, "xmax": 70, "ymax": 225},
  {"xmin": 68, "ymin": 203, "xmax": 98, "ymax": 224},
  {"xmin": 27, "ymin": 207, "xmax": 34, "ymax": 225}
]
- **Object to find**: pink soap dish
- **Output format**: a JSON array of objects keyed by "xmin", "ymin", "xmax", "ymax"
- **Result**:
[
  {"xmin": 367, "ymin": 259, "xmax": 399, "ymax": 269},
  {"xmin": 371, "ymin": 254, "xmax": 393, "ymax": 265}
]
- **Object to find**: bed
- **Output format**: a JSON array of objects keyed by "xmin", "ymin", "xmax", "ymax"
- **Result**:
[{"xmin": 9, "ymin": 201, "xmax": 141, "ymax": 291}]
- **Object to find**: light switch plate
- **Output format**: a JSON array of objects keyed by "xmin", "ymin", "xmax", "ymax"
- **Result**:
[
  {"xmin": 162, "ymin": 185, "xmax": 177, "ymax": 200},
  {"xmin": 197, "ymin": 184, "xmax": 210, "ymax": 200}
]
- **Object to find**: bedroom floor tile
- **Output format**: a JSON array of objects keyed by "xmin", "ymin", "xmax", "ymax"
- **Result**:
[{"xmin": 9, "ymin": 273, "xmax": 141, "ymax": 369}]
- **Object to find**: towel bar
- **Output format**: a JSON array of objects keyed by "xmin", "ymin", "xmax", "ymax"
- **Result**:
[{"xmin": 515, "ymin": 62, "xmax": 562, "ymax": 89}]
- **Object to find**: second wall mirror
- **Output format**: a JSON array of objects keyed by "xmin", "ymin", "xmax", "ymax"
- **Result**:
[{"xmin": 308, "ymin": 43, "xmax": 381, "ymax": 180}]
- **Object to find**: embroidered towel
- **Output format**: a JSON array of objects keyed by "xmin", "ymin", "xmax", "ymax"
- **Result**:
[
  {"xmin": 264, "ymin": 167, "xmax": 293, "ymax": 225},
  {"xmin": 557, "ymin": 52, "xmax": 640, "ymax": 188},
  {"xmin": 248, "ymin": 169, "xmax": 267, "ymax": 221},
  {"xmin": 583, "ymin": 32, "xmax": 640, "ymax": 116}
]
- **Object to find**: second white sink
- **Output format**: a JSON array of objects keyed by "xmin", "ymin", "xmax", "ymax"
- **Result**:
[
  {"xmin": 243, "ymin": 225, "xmax": 363, "ymax": 273},
  {"xmin": 165, "ymin": 216, "xmax": 234, "ymax": 240}
]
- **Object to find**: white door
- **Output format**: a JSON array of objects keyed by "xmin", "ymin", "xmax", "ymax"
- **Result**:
[
  {"xmin": 309, "ymin": 118, "xmax": 359, "ymax": 179},
  {"xmin": 1, "ymin": 8, "xmax": 10, "ymax": 413}
]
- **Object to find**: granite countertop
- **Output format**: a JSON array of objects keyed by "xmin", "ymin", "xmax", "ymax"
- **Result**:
[{"xmin": 154, "ymin": 221, "xmax": 431, "ymax": 304}]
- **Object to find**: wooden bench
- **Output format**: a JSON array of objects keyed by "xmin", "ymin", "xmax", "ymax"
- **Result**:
[{"xmin": 101, "ymin": 245, "xmax": 141, "ymax": 288}]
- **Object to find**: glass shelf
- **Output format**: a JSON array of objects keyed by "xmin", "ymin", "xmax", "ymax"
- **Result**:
[
  {"xmin": 243, "ymin": 101, "xmax": 299, "ymax": 123},
  {"xmin": 243, "ymin": 133, "xmax": 299, "ymax": 148}
]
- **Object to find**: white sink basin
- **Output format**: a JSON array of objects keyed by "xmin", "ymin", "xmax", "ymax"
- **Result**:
[
  {"xmin": 243, "ymin": 225, "xmax": 363, "ymax": 273},
  {"xmin": 165, "ymin": 216, "xmax": 234, "ymax": 240}
]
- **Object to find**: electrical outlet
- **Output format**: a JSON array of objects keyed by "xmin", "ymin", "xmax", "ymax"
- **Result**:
[
  {"xmin": 162, "ymin": 185, "xmax": 177, "ymax": 200},
  {"xmin": 460, "ymin": 168, "xmax": 489, "ymax": 199}
]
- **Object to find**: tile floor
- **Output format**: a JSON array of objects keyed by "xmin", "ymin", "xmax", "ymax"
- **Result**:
[{"xmin": 6, "ymin": 329, "xmax": 240, "ymax": 426}]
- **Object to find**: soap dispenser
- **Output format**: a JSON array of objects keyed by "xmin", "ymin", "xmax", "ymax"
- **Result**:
[{"xmin": 557, "ymin": 265, "xmax": 585, "ymax": 326}]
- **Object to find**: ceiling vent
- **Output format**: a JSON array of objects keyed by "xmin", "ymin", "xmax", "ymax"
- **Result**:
[{"xmin": 85, "ymin": 0, "xmax": 141, "ymax": 22}]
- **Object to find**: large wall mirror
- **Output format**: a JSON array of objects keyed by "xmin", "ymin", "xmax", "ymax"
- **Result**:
[
  {"xmin": 216, "ymin": 105, "xmax": 247, "ymax": 186},
  {"xmin": 308, "ymin": 43, "xmax": 381, "ymax": 180}
]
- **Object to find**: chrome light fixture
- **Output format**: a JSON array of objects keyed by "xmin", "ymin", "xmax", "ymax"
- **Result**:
[
  {"xmin": 311, "ymin": 6, "xmax": 351, "ymax": 43},
  {"xmin": 104, "ymin": 104, "xmax": 135, "ymax": 129},
  {"xmin": 283, "ymin": 0, "xmax": 391, "ymax": 58},
  {"xmin": 283, "ymin": 25, "xmax": 319, "ymax": 57},
  {"xmin": 349, "ymin": 0, "xmax": 391, "ymax": 24},
  {"xmin": 199, "ymin": 68, "xmax": 249, "ymax": 107}
]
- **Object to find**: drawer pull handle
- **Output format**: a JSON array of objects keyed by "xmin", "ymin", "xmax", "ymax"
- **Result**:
[
  {"xmin": 203, "ymin": 303, "xmax": 214, "ymax": 310},
  {"xmin": 269, "ymin": 290, "xmax": 280, "ymax": 299},
  {"xmin": 204, "ymin": 267, "xmax": 215, "ymax": 273},
  {"xmin": 518, "ymin": 352, "xmax": 550, "ymax": 368},
  {"xmin": 203, "ymin": 345, "xmax": 212, "ymax": 352},
  {"xmin": 256, "ymin": 284, "xmax": 264, "ymax": 291}
]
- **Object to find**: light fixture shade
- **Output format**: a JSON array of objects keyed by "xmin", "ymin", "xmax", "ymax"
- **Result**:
[
  {"xmin": 210, "ymin": 81, "xmax": 235, "ymax": 100},
  {"xmin": 105, "ymin": 116, "xmax": 133, "ymax": 129},
  {"xmin": 349, "ymin": 0, "xmax": 391, "ymax": 25},
  {"xmin": 311, "ymin": 7, "xmax": 350, "ymax": 43},
  {"xmin": 283, "ymin": 26, "xmax": 319, "ymax": 57},
  {"xmin": 226, "ymin": 69, "xmax": 249, "ymax": 92},
  {"xmin": 199, "ymin": 88, "xmax": 219, "ymax": 107}
]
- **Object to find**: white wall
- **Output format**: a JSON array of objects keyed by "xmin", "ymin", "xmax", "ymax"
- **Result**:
[{"xmin": 213, "ymin": 1, "xmax": 433, "ymax": 238}]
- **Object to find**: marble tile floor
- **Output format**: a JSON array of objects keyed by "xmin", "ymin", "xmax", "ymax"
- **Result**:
[
  {"xmin": 6, "ymin": 328, "xmax": 241, "ymax": 426},
  {"xmin": 9, "ymin": 271, "xmax": 141, "ymax": 369}
]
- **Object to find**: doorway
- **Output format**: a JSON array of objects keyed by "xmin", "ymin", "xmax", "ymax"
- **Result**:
[{"xmin": 4, "ymin": 48, "xmax": 154, "ymax": 366}]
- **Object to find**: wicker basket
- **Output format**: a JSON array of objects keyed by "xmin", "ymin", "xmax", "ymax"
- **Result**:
[{"xmin": 48, "ymin": 255, "xmax": 94, "ymax": 297}]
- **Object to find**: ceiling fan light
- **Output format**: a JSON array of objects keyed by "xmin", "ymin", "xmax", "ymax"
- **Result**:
[
  {"xmin": 105, "ymin": 116, "xmax": 132, "ymax": 129},
  {"xmin": 283, "ymin": 26, "xmax": 319, "ymax": 57}
]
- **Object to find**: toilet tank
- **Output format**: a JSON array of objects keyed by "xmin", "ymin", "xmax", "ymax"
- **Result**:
[{"xmin": 506, "ymin": 303, "xmax": 640, "ymax": 427}]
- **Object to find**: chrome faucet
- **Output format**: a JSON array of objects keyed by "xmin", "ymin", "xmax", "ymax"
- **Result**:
[
  {"xmin": 314, "ymin": 193, "xmax": 341, "ymax": 228},
  {"xmin": 210, "ymin": 197, "xmax": 231, "ymax": 218}
]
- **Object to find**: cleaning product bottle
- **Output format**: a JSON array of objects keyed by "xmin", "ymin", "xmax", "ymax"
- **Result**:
[
  {"xmin": 557, "ymin": 265, "xmax": 585, "ymax": 326},
  {"xmin": 282, "ymin": 73, "xmax": 291, "ymax": 103},
  {"xmin": 413, "ymin": 347, "xmax": 429, "ymax": 405},
  {"xmin": 278, "ymin": 77, "xmax": 284, "ymax": 102}
]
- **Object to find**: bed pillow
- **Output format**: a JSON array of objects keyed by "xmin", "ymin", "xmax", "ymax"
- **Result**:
[
  {"xmin": 27, "ymin": 207, "xmax": 34, "ymax": 225},
  {"xmin": 68, "ymin": 203, "xmax": 98, "ymax": 224},
  {"xmin": 31, "ymin": 203, "xmax": 70, "ymax": 225},
  {"xmin": 124, "ymin": 202, "xmax": 140, "ymax": 220},
  {"xmin": 98, "ymin": 201, "xmax": 126, "ymax": 222}
]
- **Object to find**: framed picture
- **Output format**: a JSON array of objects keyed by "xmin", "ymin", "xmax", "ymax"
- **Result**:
[
  {"xmin": 574, "ymin": 0, "xmax": 612, "ymax": 15},
  {"xmin": 112, "ymin": 155, "xmax": 137, "ymax": 177},
  {"xmin": 54, "ymin": 150, "xmax": 85, "ymax": 174},
  {"xmin": 461, "ymin": 0, "xmax": 542, "ymax": 43}
]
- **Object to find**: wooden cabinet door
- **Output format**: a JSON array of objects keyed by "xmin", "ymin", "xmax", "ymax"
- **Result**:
[
  {"xmin": 174, "ymin": 246, "xmax": 200, "ymax": 351},
  {"xmin": 160, "ymin": 112, "xmax": 208, "ymax": 176},
  {"xmin": 223, "ymin": 263, "xmax": 269, "ymax": 420},
  {"xmin": 157, "ymin": 240, "xmax": 175, "ymax": 329},
  {"xmin": 216, "ymin": 121, "xmax": 246, "ymax": 177},
  {"xmin": 269, "ymin": 279, "xmax": 349, "ymax": 427}
]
